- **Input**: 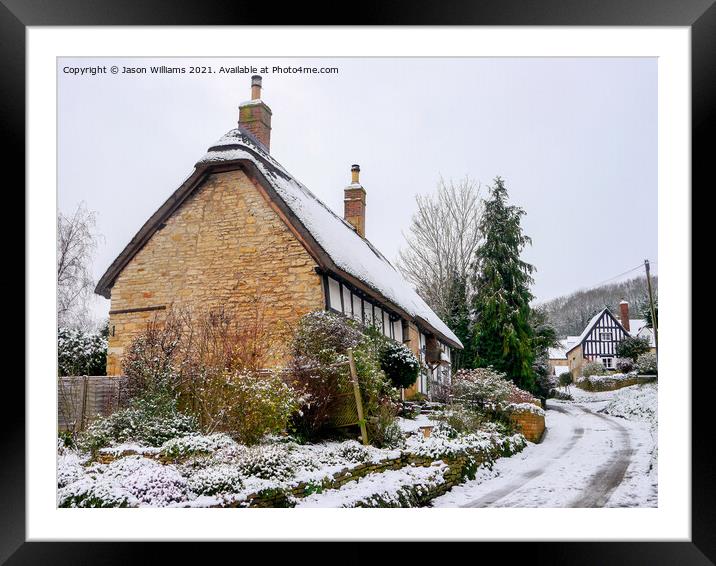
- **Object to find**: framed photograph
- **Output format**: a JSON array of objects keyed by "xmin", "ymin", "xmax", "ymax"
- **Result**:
[{"xmin": 6, "ymin": 0, "xmax": 709, "ymax": 562}]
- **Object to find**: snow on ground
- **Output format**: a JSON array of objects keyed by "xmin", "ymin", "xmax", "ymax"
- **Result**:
[
  {"xmin": 396, "ymin": 414, "xmax": 437, "ymax": 433},
  {"xmin": 431, "ymin": 383, "xmax": 657, "ymax": 508},
  {"xmin": 296, "ymin": 463, "xmax": 447, "ymax": 508}
]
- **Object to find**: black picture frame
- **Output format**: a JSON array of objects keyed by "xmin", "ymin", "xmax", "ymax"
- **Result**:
[{"xmin": 4, "ymin": 0, "xmax": 708, "ymax": 563}]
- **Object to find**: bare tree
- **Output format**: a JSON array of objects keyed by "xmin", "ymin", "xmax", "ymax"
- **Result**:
[
  {"xmin": 57, "ymin": 203, "xmax": 101, "ymax": 328},
  {"xmin": 396, "ymin": 177, "xmax": 483, "ymax": 319}
]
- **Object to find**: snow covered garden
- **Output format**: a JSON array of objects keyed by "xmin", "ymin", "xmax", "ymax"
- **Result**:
[{"xmin": 57, "ymin": 309, "xmax": 536, "ymax": 508}]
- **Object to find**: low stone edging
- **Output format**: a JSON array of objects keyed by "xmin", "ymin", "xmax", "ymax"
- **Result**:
[{"xmin": 576, "ymin": 373, "xmax": 656, "ymax": 392}]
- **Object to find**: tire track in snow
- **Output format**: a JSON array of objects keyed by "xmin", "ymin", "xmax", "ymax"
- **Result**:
[
  {"xmin": 462, "ymin": 404, "xmax": 584, "ymax": 508},
  {"xmin": 567, "ymin": 407, "xmax": 633, "ymax": 508}
]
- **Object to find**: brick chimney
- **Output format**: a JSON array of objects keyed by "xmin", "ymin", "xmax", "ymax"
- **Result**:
[
  {"xmin": 344, "ymin": 164, "xmax": 366, "ymax": 237},
  {"xmin": 619, "ymin": 300, "xmax": 630, "ymax": 332},
  {"xmin": 238, "ymin": 75, "xmax": 272, "ymax": 151}
]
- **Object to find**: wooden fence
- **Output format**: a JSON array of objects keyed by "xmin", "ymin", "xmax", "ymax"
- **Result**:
[{"xmin": 58, "ymin": 376, "xmax": 126, "ymax": 433}]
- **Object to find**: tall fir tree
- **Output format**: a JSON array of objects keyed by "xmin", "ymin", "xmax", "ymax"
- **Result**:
[{"xmin": 469, "ymin": 177, "xmax": 536, "ymax": 391}]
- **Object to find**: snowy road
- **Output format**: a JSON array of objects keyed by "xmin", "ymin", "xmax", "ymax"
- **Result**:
[{"xmin": 431, "ymin": 389, "xmax": 657, "ymax": 508}]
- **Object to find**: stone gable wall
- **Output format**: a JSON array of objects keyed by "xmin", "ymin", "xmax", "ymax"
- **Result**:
[{"xmin": 106, "ymin": 168, "xmax": 324, "ymax": 374}]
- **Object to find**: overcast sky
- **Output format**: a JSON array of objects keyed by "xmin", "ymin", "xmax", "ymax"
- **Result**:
[{"xmin": 58, "ymin": 57, "xmax": 657, "ymax": 322}]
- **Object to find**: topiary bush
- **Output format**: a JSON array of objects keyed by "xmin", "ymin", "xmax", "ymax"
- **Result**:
[
  {"xmin": 379, "ymin": 341, "xmax": 420, "ymax": 389},
  {"xmin": 582, "ymin": 361, "xmax": 607, "ymax": 377}
]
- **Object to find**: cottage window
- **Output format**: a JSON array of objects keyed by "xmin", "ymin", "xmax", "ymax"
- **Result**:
[
  {"xmin": 327, "ymin": 277, "xmax": 342, "ymax": 311},
  {"xmin": 363, "ymin": 299, "xmax": 373, "ymax": 326},
  {"xmin": 342, "ymin": 285, "xmax": 352, "ymax": 317},
  {"xmin": 392, "ymin": 320, "xmax": 403, "ymax": 342},
  {"xmin": 351, "ymin": 293, "xmax": 362, "ymax": 322},
  {"xmin": 599, "ymin": 331, "xmax": 613, "ymax": 341},
  {"xmin": 602, "ymin": 357, "xmax": 614, "ymax": 369}
]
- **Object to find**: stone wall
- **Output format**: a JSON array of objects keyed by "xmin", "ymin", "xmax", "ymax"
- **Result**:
[
  {"xmin": 576, "ymin": 373, "xmax": 657, "ymax": 392},
  {"xmin": 509, "ymin": 404, "xmax": 546, "ymax": 443},
  {"xmin": 106, "ymin": 168, "xmax": 324, "ymax": 374}
]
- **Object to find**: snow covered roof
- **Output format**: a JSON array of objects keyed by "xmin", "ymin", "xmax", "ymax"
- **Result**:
[
  {"xmin": 566, "ymin": 309, "xmax": 610, "ymax": 353},
  {"xmin": 549, "ymin": 336, "xmax": 579, "ymax": 360},
  {"xmin": 96, "ymin": 127, "xmax": 462, "ymax": 349}
]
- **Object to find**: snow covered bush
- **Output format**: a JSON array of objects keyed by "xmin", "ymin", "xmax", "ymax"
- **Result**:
[
  {"xmin": 616, "ymin": 359, "xmax": 635, "ymax": 373},
  {"xmin": 616, "ymin": 336, "xmax": 651, "ymax": 363},
  {"xmin": 333, "ymin": 440, "xmax": 370, "ymax": 463},
  {"xmin": 379, "ymin": 341, "xmax": 419, "ymax": 389},
  {"xmin": 160, "ymin": 433, "xmax": 238, "ymax": 459},
  {"xmin": 292, "ymin": 310, "xmax": 363, "ymax": 365},
  {"xmin": 236, "ymin": 445, "xmax": 296, "ymax": 481},
  {"xmin": 434, "ymin": 406, "xmax": 486, "ymax": 435},
  {"xmin": 452, "ymin": 367, "xmax": 514, "ymax": 412},
  {"xmin": 187, "ymin": 464, "xmax": 244, "ymax": 496},
  {"xmin": 57, "ymin": 325, "xmax": 108, "ymax": 376},
  {"xmin": 287, "ymin": 310, "xmax": 397, "ymax": 444},
  {"xmin": 193, "ymin": 369, "xmax": 300, "ymax": 445},
  {"xmin": 58, "ymin": 456, "xmax": 188, "ymax": 508},
  {"xmin": 636, "ymin": 352, "xmax": 658, "ymax": 375},
  {"xmin": 581, "ymin": 361, "xmax": 607, "ymax": 377},
  {"xmin": 77, "ymin": 395, "xmax": 198, "ymax": 454}
]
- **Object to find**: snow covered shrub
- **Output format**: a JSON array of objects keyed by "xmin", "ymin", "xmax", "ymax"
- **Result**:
[
  {"xmin": 636, "ymin": 352, "xmax": 658, "ymax": 375},
  {"xmin": 59, "ymin": 456, "xmax": 188, "ymax": 508},
  {"xmin": 236, "ymin": 445, "xmax": 295, "ymax": 481},
  {"xmin": 57, "ymin": 325, "xmax": 108, "ymax": 376},
  {"xmin": 616, "ymin": 359, "xmax": 635, "ymax": 373},
  {"xmin": 187, "ymin": 464, "xmax": 244, "ymax": 496},
  {"xmin": 616, "ymin": 336, "xmax": 651, "ymax": 363},
  {"xmin": 334, "ymin": 440, "xmax": 370, "ymax": 463},
  {"xmin": 221, "ymin": 370, "xmax": 299, "ymax": 445},
  {"xmin": 581, "ymin": 361, "xmax": 607, "ymax": 377},
  {"xmin": 160, "ymin": 433, "xmax": 237, "ymax": 459},
  {"xmin": 287, "ymin": 310, "xmax": 396, "ymax": 444},
  {"xmin": 506, "ymin": 382, "xmax": 539, "ymax": 406},
  {"xmin": 57, "ymin": 451, "xmax": 87, "ymax": 488},
  {"xmin": 367, "ymin": 399, "xmax": 405, "ymax": 449},
  {"xmin": 77, "ymin": 394, "xmax": 198, "ymax": 453},
  {"xmin": 452, "ymin": 367, "xmax": 514, "ymax": 412},
  {"xmin": 434, "ymin": 406, "xmax": 486, "ymax": 435},
  {"xmin": 558, "ymin": 371, "xmax": 573, "ymax": 388},
  {"xmin": 292, "ymin": 310, "xmax": 363, "ymax": 365},
  {"xmin": 379, "ymin": 341, "xmax": 420, "ymax": 389},
  {"xmin": 121, "ymin": 312, "xmax": 185, "ymax": 400}
]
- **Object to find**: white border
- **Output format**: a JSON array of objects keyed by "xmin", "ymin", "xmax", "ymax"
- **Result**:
[{"xmin": 28, "ymin": 27, "xmax": 690, "ymax": 541}]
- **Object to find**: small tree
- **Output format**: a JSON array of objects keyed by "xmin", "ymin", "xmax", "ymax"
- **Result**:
[{"xmin": 616, "ymin": 336, "xmax": 651, "ymax": 362}]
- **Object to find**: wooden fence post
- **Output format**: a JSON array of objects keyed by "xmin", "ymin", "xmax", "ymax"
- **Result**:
[
  {"xmin": 79, "ymin": 375, "xmax": 89, "ymax": 432},
  {"xmin": 347, "ymin": 349, "xmax": 369, "ymax": 446}
]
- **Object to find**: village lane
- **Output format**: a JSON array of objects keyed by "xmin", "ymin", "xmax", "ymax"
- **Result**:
[{"xmin": 431, "ymin": 389, "xmax": 656, "ymax": 508}]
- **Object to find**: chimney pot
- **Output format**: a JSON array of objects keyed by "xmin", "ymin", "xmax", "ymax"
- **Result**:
[
  {"xmin": 251, "ymin": 75, "xmax": 262, "ymax": 100},
  {"xmin": 351, "ymin": 164, "xmax": 360, "ymax": 184}
]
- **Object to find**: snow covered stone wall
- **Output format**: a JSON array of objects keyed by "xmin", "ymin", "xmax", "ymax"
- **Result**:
[
  {"xmin": 576, "ymin": 373, "xmax": 656, "ymax": 392},
  {"xmin": 507, "ymin": 402, "xmax": 546, "ymax": 443},
  {"xmin": 106, "ymin": 169, "xmax": 324, "ymax": 373}
]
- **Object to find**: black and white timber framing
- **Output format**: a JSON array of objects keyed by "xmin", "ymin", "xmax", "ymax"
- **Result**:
[{"xmin": 578, "ymin": 309, "xmax": 631, "ymax": 359}]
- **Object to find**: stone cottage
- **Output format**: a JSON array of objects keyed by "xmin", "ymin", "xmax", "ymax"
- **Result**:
[{"xmin": 95, "ymin": 76, "xmax": 462, "ymax": 398}]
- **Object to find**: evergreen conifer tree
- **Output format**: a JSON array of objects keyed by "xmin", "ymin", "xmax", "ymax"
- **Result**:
[{"xmin": 469, "ymin": 177, "xmax": 536, "ymax": 391}]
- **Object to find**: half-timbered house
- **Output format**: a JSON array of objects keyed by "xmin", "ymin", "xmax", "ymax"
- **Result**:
[
  {"xmin": 95, "ymin": 75, "xmax": 462, "ymax": 398},
  {"xmin": 550, "ymin": 300, "xmax": 655, "ymax": 375}
]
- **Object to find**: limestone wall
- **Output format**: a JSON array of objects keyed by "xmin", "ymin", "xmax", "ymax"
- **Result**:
[{"xmin": 106, "ymin": 168, "xmax": 324, "ymax": 374}]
